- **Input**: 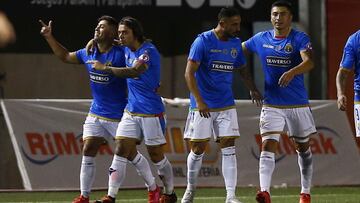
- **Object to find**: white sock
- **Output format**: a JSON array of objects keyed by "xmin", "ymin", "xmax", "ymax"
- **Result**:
[
  {"xmin": 259, "ymin": 151, "xmax": 275, "ymax": 192},
  {"xmin": 297, "ymin": 148, "xmax": 313, "ymax": 194},
  {"xmin": 80, "ymin": 156, "xmax": 95, "ymax": 198},
  {"xmin": 186, "ymin": 150, "xmax": 204, "ymax": 191},
  {"xmin": 131, "ymin": 152, "xmax": 156, "ymax": 191},
  {"xmin": 154, "ymin": 157, "xmax": 174, "ymax": 194},
  {"xmin": 107, "ymin": 155, "xmax": 127, "ymax": 198},
  {"xmin": 221, "ymin": 146, "xmax": 237, "ymax": 198}
]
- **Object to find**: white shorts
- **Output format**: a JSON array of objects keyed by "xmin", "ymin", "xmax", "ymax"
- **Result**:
[
  {"xmin": 116, "ymin": 111, "xmax": 167, "ymax": 146},
  {"xmin": 184, "ymin": 108, "xmax": 240, "ymax": 141},
  {"xmin": 260, "ymin": 106, "xmax": 317, "ymax": 143},
  {"xmin": 82, "ymin": 115, "xmax": 120, "ymax": 140},
  {"xmin": 354, "ymin": 104, "xmax": 360, "ymax": 137}
]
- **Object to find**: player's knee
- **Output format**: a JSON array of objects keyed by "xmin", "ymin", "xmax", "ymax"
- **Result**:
[
  {"xmin": 190, "ymin": 141, "xmax": 207, "ymax": 155},
  {"xmin": 294, "ymin": 140, "xmax": 310, "ymax": 152},
  {"xmin": 262, "ymin": 134, "xmax": 280, "ymax": 143},
  {"xmin": 114, "ymin": 140, "xmax": 135, "ymax": 159},
  {"xmin": 219, "ymin": 137, "xmax": 235, "ymax": 148},
  {"xmin": 261, "ymin": 134, "xmax": 280, "ymax": 152},
  {"xmin": 82, "ymin": 138, "xmax": 103, "ymax": 156},
  {"xmin": 147, "ymin": 145, "xmax": 164, "ymax": 163}
]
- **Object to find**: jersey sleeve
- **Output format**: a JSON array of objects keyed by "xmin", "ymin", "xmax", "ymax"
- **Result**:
[
  {"xmin": 243, "ymin": 34, "xmax": 259, "ymax": 53},
  {"xmin": 75, "ymin": 48, "xmax": 86, "ymax": 64},
  {"xmin": 297, "ymin": 33, "xmax": 312, "ymax": 53},
  {"xmin": 138, "ymin": 49, "xmax": 151, "ymax": 66},
  {"xmin": 234, "ymin": 45, "xmax": 246, "ymax": 69},
  {"xmin": 340, "ymin": 34, "xmax": 356, "ymax": 70},
  {"xmin": 188, "ymin": 35, "xmax": 205, "ymax": 63}
]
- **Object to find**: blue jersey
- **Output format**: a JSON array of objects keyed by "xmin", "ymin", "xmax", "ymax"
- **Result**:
[
  {"xmin": 123, "ymin": 42, "xmax": 164, "ymax": 115},
  {"xmin": 76, "ymin": 46, "xmax": 127, "ymax": 119},
  {"xmin": 188, "ymin": 30, "xmax": 246, "ymax": 109},
  {"xmin": 340, "ymin": 30, "xmax": 360, "ymax": 101},
  {"xmin": 244, "ymin": 29, "xmax": 312, "ymax": 107}
]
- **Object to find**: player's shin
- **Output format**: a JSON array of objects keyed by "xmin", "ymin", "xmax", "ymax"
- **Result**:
[
  {"xmin": 131, "ymin": 152, "xmax": 157, "ymax": 191},
  {"xmin": 108, "ymin": 155, "xmax": 127, "ymax": 198},
  {"xmin": 259, "ymin": 151, "xmax": 275, "ymax": 192},
  {"xmin": 80, "ymin": 156, "xmax": 96, "ymax": 198},
  {"xmin": 297, "ymin": 148, "xmax": 313, "ymax": 194},
  {"xmin": 154, "ymin": 156, "xmax": 174, "ymax": 194},
  {"xmin": 186, "ymin": 150, "xmax": 204, "ymax": 191},
  {"xmin": 221, "ymin": 146, "xmax": 237, "ymax": 198}
]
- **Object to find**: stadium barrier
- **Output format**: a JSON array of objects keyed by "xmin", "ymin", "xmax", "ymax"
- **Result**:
[{"xmin": 1, "ymin": 99, "xmax": 360, "ymax": 190}]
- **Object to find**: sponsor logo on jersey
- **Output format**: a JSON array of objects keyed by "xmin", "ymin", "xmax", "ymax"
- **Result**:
[
  {"xmin": 211, "ymin": 61, "xmax": 234, "ymax": 72},
  {"xmin": 284, "ymin": 43, "xmax": 293, "ymax": 53},
  {"xmin": 263, "ymin": 44, "xmax": 282, "ymax": 51},
  {"xmin": 210, "ymin": 49, "xmax": 222, "ymax": 53},
  {"xmin": 266, "ymin": 56, "xmax": 292, "ymax": 67},
  {"xmin": 263, "ymin": 44, "xmax": 275, "ymax": 49},
  {"xmin": 89, "ymin": 71, "xmax": 110, "ymax": 84}
]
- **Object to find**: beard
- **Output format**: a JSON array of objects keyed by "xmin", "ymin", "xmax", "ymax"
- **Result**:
[{"xmin": 225, "ymin": 31, "xmax": 239, "ymax": 38}]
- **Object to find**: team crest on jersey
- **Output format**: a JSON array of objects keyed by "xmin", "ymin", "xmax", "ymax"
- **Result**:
[
  {"xmin": 230, "ymin": 48, "xmax": 238, "ymax": 58},
  {"xmin": 284, "ymin": 43, "xmax": 293, "ymax": 53}
]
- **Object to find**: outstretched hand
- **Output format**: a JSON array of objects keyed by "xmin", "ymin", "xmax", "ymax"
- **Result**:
[{"xmin": 39, "ymin": 19, "xmax": 52, "ymax": 37}]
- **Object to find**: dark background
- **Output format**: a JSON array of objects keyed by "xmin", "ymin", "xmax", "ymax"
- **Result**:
[{"xmin": 0, "ymin": 0, "xmax": 298, "ymax": 55}]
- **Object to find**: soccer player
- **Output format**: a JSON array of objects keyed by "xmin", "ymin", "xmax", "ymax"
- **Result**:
[
  {"xmin": 40, "ymin": 16, "xmax": 149, "ymax": 203},
  {"xmin": 336, "ymin": 30, "xmax": 360, "ymax": 135},
  {"xmin": 181, "ymin": 7, "xmax": 262, "ymax": 203},
  {"xmin": 242, "ymin": 1, "xmax": 316, "ymax": 203},
  {"xmin": 88, "ymin": 16, "xmax": 176, "ymax": 203}
]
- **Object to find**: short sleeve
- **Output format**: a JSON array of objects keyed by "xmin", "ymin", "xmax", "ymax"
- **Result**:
[
  {"xmin": 297, "ymin": 33, "xmax": 312, "ymax": 53},
  {"xmin": 75, "ymin": 48, "xmax": 86, "ymax": 64},
  {"xmin": 244, "ymin": 34, "xmax": 258, "ymax": 53},
  {"xmin": 188, "ymin": 36, "xmax": 205, "ymax": 62},
  {"xmin": 340, "ymin": 35, "xmax": 356, "ymax": 70}
]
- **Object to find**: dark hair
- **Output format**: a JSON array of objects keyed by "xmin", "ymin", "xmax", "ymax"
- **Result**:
[
  {"xmin": 271, "ymin": 0, "xmax": 293, "ymax": 14},
  {"xmin": 98, "ymin": 15, "xmax": 118, "ymax": 29},
  {"xmin": 217, "ymin": 7, "xmax": 240, "ymax": 21},
  {"xmin": 119, "ymin": 16, "xmax": 146, "ymax": 43}
]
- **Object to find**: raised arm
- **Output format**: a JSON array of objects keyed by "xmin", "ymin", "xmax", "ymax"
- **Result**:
[
  {"xmin": 39, "ymin": 20, "xmax": 79, "ymax": 64},
  {"xmin": 336, "ymin": 68, "xmax": 351, "ymax": 111}
]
